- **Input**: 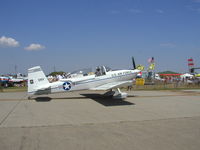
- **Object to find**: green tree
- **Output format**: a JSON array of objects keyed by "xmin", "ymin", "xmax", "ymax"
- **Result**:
[{"xmin": 158, "ymin": 71, "xmax": 180, "ymax": 74}]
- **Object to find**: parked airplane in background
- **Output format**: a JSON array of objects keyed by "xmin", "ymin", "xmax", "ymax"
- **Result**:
[
  {"xmin": 27, "ymin": 58, "xmax": 140, "ymax": 99},
  {"xmin": 0, "ymin": 76, "xmax": 10, "ymax": 87}
]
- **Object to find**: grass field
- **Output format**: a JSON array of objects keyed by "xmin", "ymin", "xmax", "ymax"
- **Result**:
[
  {"xmin": 0, "ymin": 86, "xmax": 27, "ymax": 92},
  {"xmin": 133, "ymin": 84, "xmax": 200, "ymax": 91}
]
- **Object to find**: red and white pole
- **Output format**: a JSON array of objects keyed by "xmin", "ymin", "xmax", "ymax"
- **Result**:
[{"xmin": 188, "ymin": 58, "xmax": 194, "ymax": 73}]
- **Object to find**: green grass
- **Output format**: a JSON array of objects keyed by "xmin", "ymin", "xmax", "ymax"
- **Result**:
[
  {"xmin": 132, "ymin": 87, "xmax": 200, "ymax": 91},
  {"xmin": 122, "ymin": 84, "xmax": 200, "ymax": 91},
  {"xmin": 0, "ymin": 86, "xmax": 27, "ymax": 93},
  {"xmin": 133, "ymin": 85, "xmax": 200, "ymax": 91}
]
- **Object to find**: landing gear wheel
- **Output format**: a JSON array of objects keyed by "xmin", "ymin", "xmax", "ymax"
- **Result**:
[{"xmin": 112, "ymin": 88, "xmax": 128, "ymax": 99}]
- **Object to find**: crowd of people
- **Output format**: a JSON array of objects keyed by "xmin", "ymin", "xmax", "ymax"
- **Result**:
[
  {"xmin": 47, "ymin": 74, "xmax": 67, "ymax": 82},
  {"xmin": 162, "ymin": 76, "xmax": 200, "ymax": 85}
]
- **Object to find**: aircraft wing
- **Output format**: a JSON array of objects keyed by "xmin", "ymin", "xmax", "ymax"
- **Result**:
[{"xmin": 90, "ymin": 80, "xmax": 133, "ymax": 90}]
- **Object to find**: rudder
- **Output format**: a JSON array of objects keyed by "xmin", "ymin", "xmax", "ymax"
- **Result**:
[{"xmin": 28, "ymin": 66, "xmax": 49, "ymax": 94}]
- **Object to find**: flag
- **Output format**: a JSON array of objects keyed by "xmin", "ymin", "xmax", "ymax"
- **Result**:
[
  {"xmin": 148, "ymin": 63, "xmax": 155, "ymax": 70},
  {"xmin": 136, "ymin": 65, "xmax": 145, "ymax": 71},
  {"xmin": 148, "ymin": 57, "xmax": 154, "ymax": 63}
]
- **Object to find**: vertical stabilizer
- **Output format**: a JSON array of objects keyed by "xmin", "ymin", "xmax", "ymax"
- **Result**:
[{"xmin": 28, "ymin": 66, "xmax": 49, "ymax": 94}]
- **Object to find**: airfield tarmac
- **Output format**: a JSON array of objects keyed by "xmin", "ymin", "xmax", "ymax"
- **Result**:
[{"xmin": 0, "ymin": 90, "xmax": 200, "ymax": 150}]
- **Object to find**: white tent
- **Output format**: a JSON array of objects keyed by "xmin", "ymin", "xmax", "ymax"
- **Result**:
[{"xmin": 180, "ymin": 73, "xmax": 194, "ymax": 79}]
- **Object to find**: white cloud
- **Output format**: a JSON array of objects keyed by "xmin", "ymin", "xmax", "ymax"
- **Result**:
[
  {"xmin": 0, "ymin": 36, "xmax": 20, "ymax": 47},
  {"xmin": 155, "ymin": 9, "xmax": 164, "ymax": 14},
  {"xmin": 160, "ymin": 43, "xmax": 176, "ymax": 48},
  {"xmin": 24, "ymin": 43, "xmax": 45, "ymax": 51},
  {"xmin": 128, "ymin": 9, "xmax": 143, "ymax": 14}
]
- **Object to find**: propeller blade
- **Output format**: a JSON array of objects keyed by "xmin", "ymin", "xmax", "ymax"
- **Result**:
[{"xmin": 132, "ymin": 57, "xmax": 136, "ymax": 70}]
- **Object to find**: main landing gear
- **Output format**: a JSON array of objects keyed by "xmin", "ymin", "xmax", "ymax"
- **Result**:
[{"xmin": 104, "ymin": 88, "xmax": 128, "ymax": 99}]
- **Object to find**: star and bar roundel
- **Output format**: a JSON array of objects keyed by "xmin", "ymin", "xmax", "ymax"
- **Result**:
[{"xmin": 63, "ymin": 82, "xmax": 72, "ymax": 91}]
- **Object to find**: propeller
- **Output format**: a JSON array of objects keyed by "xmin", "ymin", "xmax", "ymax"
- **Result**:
[{"xmin": 132, "ymin": 56, "xmax": 136, "ymax": 70}]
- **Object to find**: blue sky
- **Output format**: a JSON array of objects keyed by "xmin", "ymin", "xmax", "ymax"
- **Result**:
[{"xmin": 0, "ymin": 0, "xmax": 200, "ymax": 74}]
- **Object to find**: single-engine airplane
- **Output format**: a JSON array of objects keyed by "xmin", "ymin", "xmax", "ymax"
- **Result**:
[{"xmin": 27, "ymin": 58, "xmax": 140, "ymax": 99}]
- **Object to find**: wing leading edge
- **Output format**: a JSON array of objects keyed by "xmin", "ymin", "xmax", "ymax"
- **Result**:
[{"xmin": 90, "ymin": 80, "xmax": 133, "ymax": 90}]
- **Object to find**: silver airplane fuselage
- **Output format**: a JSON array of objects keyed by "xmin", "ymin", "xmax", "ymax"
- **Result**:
[{"xmin": 29, "ymin": 69, "xmax": 139, "ymax": 96}]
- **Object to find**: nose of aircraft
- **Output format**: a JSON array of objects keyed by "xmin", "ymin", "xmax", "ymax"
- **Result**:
[
  {"xmin": 134, "ymin": 69, "xmax": 141, "ymax": 74},
  {"xmin": 131, "ymin": 69, "xmax": 141, "ymax": 76}
]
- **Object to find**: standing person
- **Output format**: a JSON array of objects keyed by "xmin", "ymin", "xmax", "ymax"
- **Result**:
[{"xmin": 127, "ymin": 85, "xmax": 132, "ymax": 91}]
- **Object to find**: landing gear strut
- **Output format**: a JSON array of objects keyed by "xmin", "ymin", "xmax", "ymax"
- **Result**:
[{"xmin": 112, "ymin": 88, "xmax": 128, "ymax": 99}]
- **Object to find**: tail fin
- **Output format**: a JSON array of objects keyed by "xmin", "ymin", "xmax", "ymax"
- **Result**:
[{"xmin": 28, "ymin": 66, "xmax": 49, "ymax": 94}]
